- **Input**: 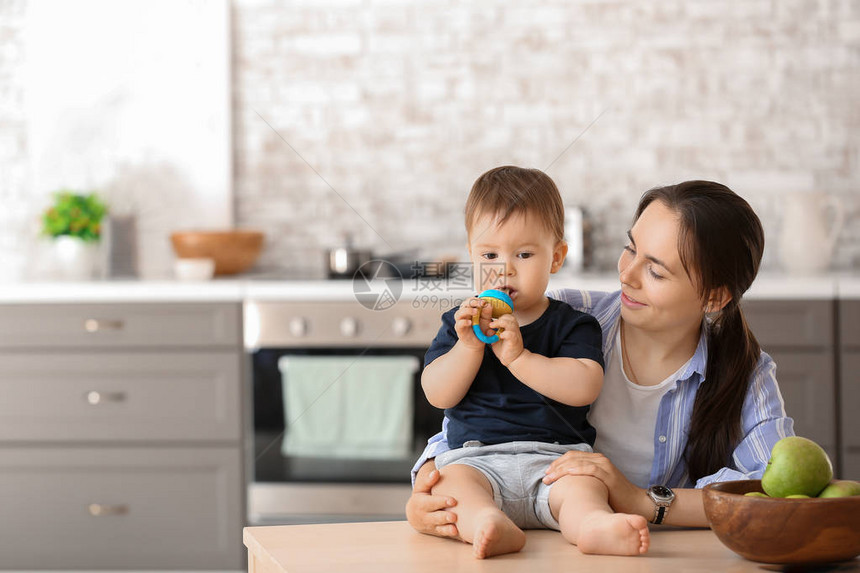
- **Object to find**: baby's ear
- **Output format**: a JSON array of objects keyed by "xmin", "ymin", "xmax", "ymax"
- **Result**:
[{"xmin": 551, "ymin": 241, "xmax": 568, "ymax": 273}]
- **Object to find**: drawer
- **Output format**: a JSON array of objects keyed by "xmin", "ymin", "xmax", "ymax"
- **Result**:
[
  {"xmin": 742, "ymin": 299, "xmax": 833, "ymax": 348},
  {"xmin": 0, "ymin": 303, "xmax": 241, "ymax": 349},
  {"xmin": 0, "ymin": 352, "xmax": 243, "ymax": 442},
  {"xmin": 0, "ymin": 447, "xmax": 243, "ymax": 569}
]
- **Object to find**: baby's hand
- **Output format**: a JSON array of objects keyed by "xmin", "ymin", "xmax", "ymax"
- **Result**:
[
  {"xmin": 490, "ymin": 314, "xmax": 525, "ymax": 366},
  {"xmin": 453, "ymin": 297, "xmax": 493, "ymax": 351}
]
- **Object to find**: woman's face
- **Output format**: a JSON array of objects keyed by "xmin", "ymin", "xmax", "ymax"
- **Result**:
[{"xmin": 617, "ymin": 201, "xmax": 706, "ymax": 333}]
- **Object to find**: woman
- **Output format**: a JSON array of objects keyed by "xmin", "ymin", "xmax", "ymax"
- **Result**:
[{"xmin": 407, "ymin": 180, "xmax": 793, "ymax": 535}]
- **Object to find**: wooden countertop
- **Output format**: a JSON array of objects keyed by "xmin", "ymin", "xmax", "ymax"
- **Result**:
[{"xmin": 244, "ymin": 521, "xmax": 774, "ymax": 572}]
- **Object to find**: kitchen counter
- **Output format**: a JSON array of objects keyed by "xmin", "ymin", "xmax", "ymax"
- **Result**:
[
  {"xmin": 840, "ymin": 275, "xmax": 860, "ymax": 298},
  {"xmin": 0, "ymin": 271, "xmax": 858, "ymax": 303},
  {"xmin": 0, "ymin": 279, "xmax": 247, "ymax": 303},
  {"xmin": 243, "ymin": 521, "xmax": 788, "ymax": 573}
]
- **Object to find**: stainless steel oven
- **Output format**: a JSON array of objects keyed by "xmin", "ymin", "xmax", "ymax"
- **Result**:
[{"xmin": 244, "ymin": 295, "xmax": 447, "ymax": 525}]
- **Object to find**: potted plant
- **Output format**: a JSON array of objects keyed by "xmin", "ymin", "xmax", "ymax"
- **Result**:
[{"xmin": 41, "ymin": 191, "xmax": 108, "ymax": 280}]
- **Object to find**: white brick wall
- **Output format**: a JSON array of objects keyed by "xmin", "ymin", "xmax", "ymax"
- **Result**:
[
  {"xmin": 231, "ymin": 0, "xmax": 860, "ymax": 274},
  {"xmin": 2, "ymin": 0, "xmax": 858, "ymax": 278},
  {"xmin": 0, "ymin": 0, "xmax": 31, "ymax": 279}
]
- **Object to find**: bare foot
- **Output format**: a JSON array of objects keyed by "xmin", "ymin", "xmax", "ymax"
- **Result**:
[
  {"xmin": 472, "ymin": 509, "xmax": 526, "ymax": 559},
  {"xmin": 577, "ymin": 513, "xmax": 650, "ymax": 556}
]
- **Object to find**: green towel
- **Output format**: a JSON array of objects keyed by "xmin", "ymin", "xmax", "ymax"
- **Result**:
[{"xmin": 278, "ymin": 356, "xmax": 418, "ymax": 460}]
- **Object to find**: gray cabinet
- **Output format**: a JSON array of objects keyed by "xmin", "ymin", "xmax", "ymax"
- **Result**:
[
  {"xmin": 0, "ymin": 352, "xmax": 242, "ymax": 442},
  {"xmin": 743, "ymin": 300, "xmax": 838, "ymax": 468},
  {"xmin": 840, "ymin": 300, "xmax": 860, "ymax": 480},
  {"xmin": 0, "ymin": 447, "xmax": 242, "ymax": 569},
  {"xmin": 0, "ymin": 303, "xmax": 245, "ymax": 569},
  {"xmin": 0, "ymin": 302, "xmax": 240, "ymax": 349}
]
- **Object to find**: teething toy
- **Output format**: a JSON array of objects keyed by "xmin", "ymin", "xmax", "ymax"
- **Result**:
[{"xmin": 472, "ymin": 288, "xmax": 514, "ymax": 344}]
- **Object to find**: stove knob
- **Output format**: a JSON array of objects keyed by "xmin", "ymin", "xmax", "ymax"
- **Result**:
[
  {"xmin": 289, "ymin": 317, "xmax": 308, "ymax": 338},
  {"xmin": 340, "ymin": 317, "xmax": 359, "ymax": 338},
  {"xmin": 391, "ymin": 316, "xmax": 412, "ymax": 337}
]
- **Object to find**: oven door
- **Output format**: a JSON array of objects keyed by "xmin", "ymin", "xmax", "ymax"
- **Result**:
[{"xmin": 249, "ymin": 347, "xmax": 442, "ymax": 525}]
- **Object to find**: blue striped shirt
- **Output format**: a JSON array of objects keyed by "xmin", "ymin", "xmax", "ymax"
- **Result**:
[{"xmin": 412, "ymin": 289, "xmax": 794, "ymax": 489}]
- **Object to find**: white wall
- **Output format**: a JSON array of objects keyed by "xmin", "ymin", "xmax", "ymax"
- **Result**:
[{"xmin": 1, "ymin": 0, "xmax": 858, "ymax": 279}]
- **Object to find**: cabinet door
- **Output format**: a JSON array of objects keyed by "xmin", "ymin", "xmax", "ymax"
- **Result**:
[
  {"xmin": 840, "ymin": 301, "xmax": 860, "ymax": 347},
  {"xmin": 743, "ymin": 300, "xmax": 833, "ymax": 348},
  {"xmin": 840, "ymin": 351, "xmax": 860, "ymax": 480},
  {"xmin": 0, "ymin": 352, "xmax": 243, "ymax": 442},
  {"xmin": 766, "ymin": 349, "xmax": 837, "ymax": 465},
  {"xmin": 0, "ymin": 447, "xmax": 243, "ymax": 569}
]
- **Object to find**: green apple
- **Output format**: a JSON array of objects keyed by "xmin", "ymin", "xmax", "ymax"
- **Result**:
[
  {"xmin": 761, "ymin": 436, "xmax": 833, "ymax": 498},
  {"xmin": 786, "ymin": 494, "xmax": 811, "ymax": 498},
  {"xmin": 744, "ymin": 492, "xmax": 769, "ymax": 497},
  {"xmin": 818, "ymin": 479, "xmax": 860, "ymax": 498}
]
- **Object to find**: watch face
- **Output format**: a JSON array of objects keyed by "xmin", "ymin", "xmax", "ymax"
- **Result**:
[{"xmin": 650, "ymin": 485, "xmax": 674, "ymax": 501}]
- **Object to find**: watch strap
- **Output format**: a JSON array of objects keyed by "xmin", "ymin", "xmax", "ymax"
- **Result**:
[{"xmin": 648, "ymin": 485, "xmax": 674, "ymax": 525}]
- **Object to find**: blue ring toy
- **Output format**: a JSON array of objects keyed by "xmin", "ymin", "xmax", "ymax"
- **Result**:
[{"xmin": 472, "ymin": 288, "xmax": 515, "ymax": 344}]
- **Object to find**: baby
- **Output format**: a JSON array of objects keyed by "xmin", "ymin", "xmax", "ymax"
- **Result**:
[{"xmin": 421, "ymin": 166, "xmax": 649, "ymax": 558}]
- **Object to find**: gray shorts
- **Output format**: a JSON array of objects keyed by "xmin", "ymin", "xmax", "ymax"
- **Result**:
[{"xmin": 435, "ymin": 440, "xmax": 593, "ymax": 530}]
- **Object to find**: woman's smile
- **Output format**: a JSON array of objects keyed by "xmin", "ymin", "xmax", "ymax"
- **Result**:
[{"xmin": 621, "ymin": 291, "xmax": 646, "ymax": 308}]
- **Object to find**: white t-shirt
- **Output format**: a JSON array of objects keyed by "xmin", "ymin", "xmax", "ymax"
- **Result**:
[{"xmin": 588, "ymin": 330, "xmax": 690, "ymax": 489}]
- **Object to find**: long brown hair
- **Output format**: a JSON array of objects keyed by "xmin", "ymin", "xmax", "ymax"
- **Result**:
[{"xmin": 634, "ymin": 181, "xmax": 764, "ymax": 482}]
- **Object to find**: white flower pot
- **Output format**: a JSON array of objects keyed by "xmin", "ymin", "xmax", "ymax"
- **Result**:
[{"xmin": 53, "ymin": 236, "xmax": 100, "ymax": 280}]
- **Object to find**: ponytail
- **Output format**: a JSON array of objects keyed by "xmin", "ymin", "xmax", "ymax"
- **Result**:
[{"xmin": 685, "ymin": 301, "xmax": 761, "ymax": 481}]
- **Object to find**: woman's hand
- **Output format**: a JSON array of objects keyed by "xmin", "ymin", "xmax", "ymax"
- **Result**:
[
  {"xmin": 405, "ymin": 462, "xmax": 461, "ymax": 539},
  {"xmin": 543, "ymin": 451, "xmax": 650, "ymax": 518}
]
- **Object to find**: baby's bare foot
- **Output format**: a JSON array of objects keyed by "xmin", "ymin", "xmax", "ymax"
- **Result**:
[
  {"xmin": 472, "ymin": 510, "xmax": 526, "ymax": 559},
  {"xmin": 577, "ymin": 513, "xmax": 650, "ymax": 556}
]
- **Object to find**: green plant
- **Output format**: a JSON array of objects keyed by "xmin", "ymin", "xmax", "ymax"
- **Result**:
[{"xmin": 42, "ymin": 191, "xmax": 107, "ymax": 242}]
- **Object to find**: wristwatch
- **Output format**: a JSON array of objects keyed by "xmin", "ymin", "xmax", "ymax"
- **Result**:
[{"xmin": 647, "ymin": 485, "xmax": 676, "ymax": 525}]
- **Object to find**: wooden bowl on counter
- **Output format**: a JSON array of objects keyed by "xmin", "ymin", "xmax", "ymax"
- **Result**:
[
  {"xmin": 703, "ymin": 480, "xmax": 860, "ymax": 565},
  {"xmin": 170, "ymin": 230, "xmax": 264, "ymax": 275}
]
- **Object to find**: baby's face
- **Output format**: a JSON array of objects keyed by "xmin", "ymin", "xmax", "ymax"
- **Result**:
[{"xmin": 467, "ymin": 210, "xmax": 566, "ymax": 316}]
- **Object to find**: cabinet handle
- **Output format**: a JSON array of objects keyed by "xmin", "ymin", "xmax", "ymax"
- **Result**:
[
  {"xmin": 84, "ymin": 319, "xmax": 125, "ymax": 333},
  {"xmin": 85, "ymin": 391, "xmax": 127, "ymax": 405},
  {"xmin": 88, "ymin": 503, "xmax": 129, "ymax": 517}
]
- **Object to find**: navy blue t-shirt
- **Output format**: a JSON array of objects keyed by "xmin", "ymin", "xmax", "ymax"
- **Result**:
[{"xmin": 424, "ymin": 298, "xmax": 604, "ymax": 449}]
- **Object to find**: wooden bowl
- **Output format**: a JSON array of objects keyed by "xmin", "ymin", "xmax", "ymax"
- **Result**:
[
  {"xmin": 170, "ymin": 230, "xmax": 264, "ymax": 275},
  {"xmin": 703, "ymin": 480, "xmax": 860, "ymax": 564}
]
